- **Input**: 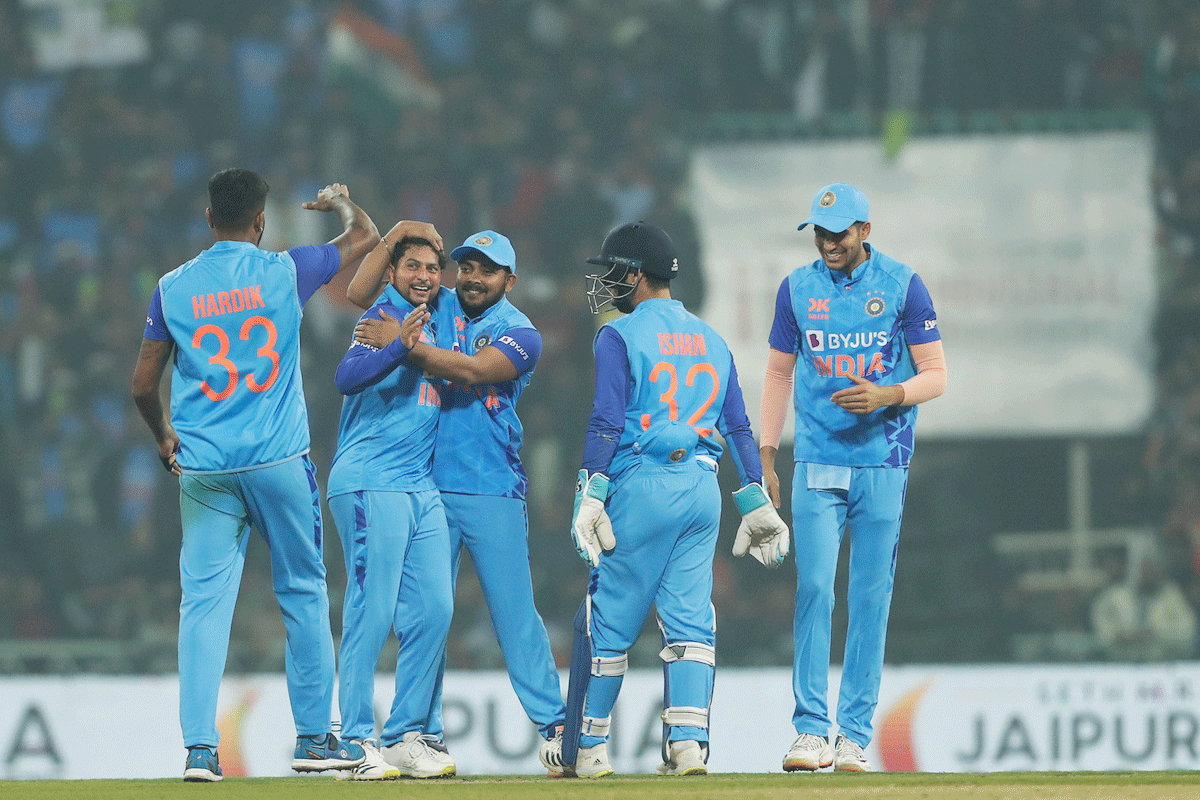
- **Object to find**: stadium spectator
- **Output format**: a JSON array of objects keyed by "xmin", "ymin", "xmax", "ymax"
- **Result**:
[{"xmin": 1091, "ymin": 550, "xmax": 1198, "ymax": 661}]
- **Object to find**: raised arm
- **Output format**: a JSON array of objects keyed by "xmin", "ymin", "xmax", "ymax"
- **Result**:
[
  {"xmin": 301, "ymin": 183, "xmax": 381, "ymax": 273},
  {"xmin": 346, "ymin": 220, "xmax": 444, "ymax": 309}
]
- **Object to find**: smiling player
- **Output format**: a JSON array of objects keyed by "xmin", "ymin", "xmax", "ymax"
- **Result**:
[{"xmin": 759, "ymin": 182, "xmax": 948, "ymax": 773}]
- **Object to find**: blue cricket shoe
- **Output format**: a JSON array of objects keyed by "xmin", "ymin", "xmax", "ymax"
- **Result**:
[
  {"xmin": 292, "ymin": 733, "xmax": 366, "ymax": 772},
  {"xmin": 183, "ymin": 745, "xmax": 222, "ymax": 782}
]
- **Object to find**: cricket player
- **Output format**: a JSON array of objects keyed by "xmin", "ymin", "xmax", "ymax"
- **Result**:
[
  {"xmin": 556, "ymin": 221, "xmax": 790, "ymax": 778},
  {"xmin": 131, "ymin": 170, "xmax": 386, "ymax": 781},
  {"xmin": 759, "ymin": 183, "xmax": 947, "ymax": 772},
  {"xmin": 352, "ymin": 230, "xmax": 566, "ymax": 772},
  {"xmin": 325, "ymin": 230, "xmax": 457, "ymax": 780}
]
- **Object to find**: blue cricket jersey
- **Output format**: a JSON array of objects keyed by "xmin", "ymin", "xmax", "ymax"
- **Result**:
[
  {"xmin": 326, "ymin": 285, "xmax": 450, "ymax": 497},
  {"xmin": 582, "ymin": 298, "xmax": 761, "ymax": 485},
  {"xmin": 432, "ymin": 294, "xmax": 542, "ymax": 500},
  {"xmin": 143, "ymin": 241, "xmax": 339, "ymax": 472},
  {"xmin": 768, "ymin": 244, "xmax": 941, "ymax": 468}
]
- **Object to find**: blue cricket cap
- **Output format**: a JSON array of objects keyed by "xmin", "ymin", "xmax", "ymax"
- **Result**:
[
  {"xmin": 451, "ymin": 230, "xmax": 517, "ymax": 272},
  {"xmin": 798, "ymin": 183, "xmax": 869, "ymax": 233}
]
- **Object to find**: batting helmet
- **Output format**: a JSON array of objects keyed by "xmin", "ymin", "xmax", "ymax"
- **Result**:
[
  {"xmin": 584, "ymin": 222, "xmax": 679, "ymax": 314},
  {"xmin": 587, "ymin": 221, "xmax": 679, "ymax": 281}
]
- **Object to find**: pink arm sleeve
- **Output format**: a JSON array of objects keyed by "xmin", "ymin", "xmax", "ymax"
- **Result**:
[
  {"xmin": 898, "ymin": 339, "xmax": 947, "ymax": 405},
  {"xmin": 760, "ymin": 347, "xmax": 797, "ymax": 448}
]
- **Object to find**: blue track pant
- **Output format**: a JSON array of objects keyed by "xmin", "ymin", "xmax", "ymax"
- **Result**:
[
  {"xmin": 790, "ymin": 464, "xmax": 907, "ymax": 747},
  {"xmin": 178, "ymin": 455, "xmax": 334, "ymax": 748},
  {"xmin": 426, "ymin": 493, "xmax": 564, "ymax": 739},
  {"xmin": 583, "ymin": 461, "xmax": 720, "ymax": 746},
  {"xmin": 330, "ymin": 489, "xmax": 453, "ymax": 745}
]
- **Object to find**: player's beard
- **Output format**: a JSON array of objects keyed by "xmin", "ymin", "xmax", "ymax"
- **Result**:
[
  {"xmin": 457, "ymin": 284, "xmax": 499, "ymax": 318},
  {"xmin": 611, "ymin": 272, "xmax": 640, "ymax": 314}
]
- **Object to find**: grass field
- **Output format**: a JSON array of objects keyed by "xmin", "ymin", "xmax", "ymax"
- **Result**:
[{"xmin": 3, "ymin": 772, "xmax": 1200, "ymax": 800}]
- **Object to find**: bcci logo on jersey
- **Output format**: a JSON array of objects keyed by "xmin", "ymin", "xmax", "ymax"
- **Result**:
[{"xmin": 473, "ymin": 333, "xmax": 492, "ymax": 350}]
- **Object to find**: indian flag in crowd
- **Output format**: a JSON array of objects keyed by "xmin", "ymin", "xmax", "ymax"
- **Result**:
[{"xmin": 326, "ymin": 5, "xmax": 440, "ymax": 122}]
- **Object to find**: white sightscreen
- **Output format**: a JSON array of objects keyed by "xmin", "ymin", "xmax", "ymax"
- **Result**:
[{"xmin": 690, "ymin": 131, "xmax": 1155, "ymax": 437}]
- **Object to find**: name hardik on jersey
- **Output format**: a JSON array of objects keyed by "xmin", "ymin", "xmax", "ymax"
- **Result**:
[
  {"xmin": 769, "ymin": 244, "xmax": 940, "ymax": 468},
  {"xmin": 145, "ymin": 241, "xmax": 338, "ymax": 472},
  {"xmin": 326, "ymin": 285, "xmax": 447, "ymax": 497},
  {"xmin": 432, "ymin": 294, "xmax": 540, "ymax": 499}
]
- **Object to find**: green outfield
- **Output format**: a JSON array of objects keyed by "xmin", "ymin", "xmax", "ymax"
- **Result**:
[{"xmin": 3, "ymin": 772, "xmax": 1200, "ymax": 800}]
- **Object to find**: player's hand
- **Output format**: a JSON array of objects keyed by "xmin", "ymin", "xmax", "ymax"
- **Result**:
[
  {"xmin": 389, "ymin": 220, "xmax": 443, "ymax": 253},
  {"xmin": 760, "ymin": 445, "xmax": 782, "ymax": 508},
  {"xmin": 571, "ymin": 470, "xmax": 615, "ymax": 568},
  {"xmin": 399, "ymin": 305, "xmax": 430, "ymax": 349},
  {"xmin": 831, "ymin": 373, "xmax": 904, "ymax": 415},
  {"xmin": 762, "ymin": 465, "xmax": 782, "ymax": 508},
  {"xmin": 731, "ymin": 483, "xmax": 790, "ymax": 568},
  {"xmin": 354, "ymin": 309, "xmax": 404, "ymax": 349},
  {"xmin": 302, "ymin": 183, "xmax": 350, "ymax": 212},
  {"xmin": 158, "ymin": 433, "xmax": 182, "ymax": 477}
]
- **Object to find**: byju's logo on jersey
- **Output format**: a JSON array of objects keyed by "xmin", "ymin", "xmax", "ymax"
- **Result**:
[
  {"xmin": 807, "ymin": 298, "xmax": 830, "ymax": 320},
  {"xmin": 925, "ymin": 319, "xmax": 938, "ymax": 330},
  {"xmin": 806, "ymin": 330, "xmax": 825, "ymax": 351},
  {"xmin": 473, "ymin": 333, "xmax": 492, "ymax": 350}
]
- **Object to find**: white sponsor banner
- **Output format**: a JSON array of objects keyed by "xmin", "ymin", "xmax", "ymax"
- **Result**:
[
  {"xmin": 690, "ymin": 132, "xmax": 1155, "ymax": 437},
  {"xmin": 3, "ymin": 665, "xmax": 1199, "ymax": 778}
]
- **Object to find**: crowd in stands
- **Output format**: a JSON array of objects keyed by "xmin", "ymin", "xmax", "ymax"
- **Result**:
[{"xmin": 0, "ymin": 0, "xmax": 1195, "ymax": 672}]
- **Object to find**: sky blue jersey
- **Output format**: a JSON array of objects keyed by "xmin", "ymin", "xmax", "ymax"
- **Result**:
[
  {"xmin": 583, "ymin": 298, "xmax": 762, "ymax": 486},
  {"xmin": 768, "ymin": 244, "xmax": 941, "ymax": 468},
  {"xmin": 326, "ymin": 285, "xmax": 451, "ymax": 497},
  {"xmin": 432, "ymin": 293, "xmax": 542, "ymax": 499},
  {"xmin": 143, "ymin": 241, "xmax": 338, "ymax": 472}
]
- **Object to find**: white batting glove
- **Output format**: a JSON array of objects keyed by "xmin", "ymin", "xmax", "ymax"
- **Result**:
[
  {"xmin": 572, "ymin": 470, "xmax": 616, "ymax": 568},
  {"xmin": 732, "ymin": 483, "xmax": 790, "ymax": 568}
]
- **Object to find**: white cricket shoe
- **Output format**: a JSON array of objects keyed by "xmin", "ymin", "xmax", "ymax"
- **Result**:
[
  {"xmin": 656, "ymin": 740, "xmax": 707, "ymax": 776},
  {"xmin": 382, "ymin": 731, "xmax": 456, "ymax": 778},
  {"xmin": 571, "ymin": 742, "xmax": 614, "ymax": 778},
  {"xmin": 782, "ymin": 733, "xmax": 833, "ymax": 771},
  {"xmin": 539, "ymin": 727, "xmax": 565, "ymax": 776},
  {"xmin": 336, "ymin": 740, "xmax": 400, "ymax": 781},
  {"xmin": 833, "ymin": 733, "xmax": 871, "ymax": 772}
]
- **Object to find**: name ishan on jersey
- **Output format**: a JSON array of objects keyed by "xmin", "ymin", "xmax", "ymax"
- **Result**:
[
  {"xmin": 806, "ymin": 329, "xmax": 888, "ymax": 378},
  {"xmin": 190, "ymin": 285, "xmax": 266, "ymax": 319},
  {"xmin": 657, "ymin": 332, "xmax": 706, "ymax": 356}
]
